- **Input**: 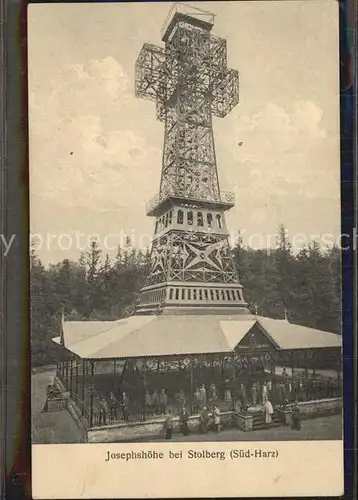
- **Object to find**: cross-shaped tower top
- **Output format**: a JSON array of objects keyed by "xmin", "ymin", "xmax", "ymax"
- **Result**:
[{"xmin": 135, "ymin": 3, "xmax": 248, "ymax": 315}]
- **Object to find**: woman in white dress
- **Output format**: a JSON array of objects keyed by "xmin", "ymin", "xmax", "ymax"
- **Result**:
[{"xmin": 264, "ymin": 398, "xmax": 274, "ymax": 424}]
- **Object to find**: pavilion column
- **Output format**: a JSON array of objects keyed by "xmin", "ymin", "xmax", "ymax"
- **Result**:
[
  {"xmin": 190, "ymin": 359, "xmax": 194, "ymax": 400},
  {"xmin": 291, "ymin": 352, "xmax": 295, "ymax": 377},
  {"xmin": 143, "ymin": 359, "xmax": 147, "ymax": 421},
  {"xmin": 304, "ymin": 351, "xmax": 308, "ymax": 380},
  {"xmin": 231, "ymin": 356, "xmax": 236, "ymax": 411},
  {"xmin": 220, "ymin": 359, "xmax": 224, "ymax": 383},
  {"xmin": 337, "ymin": 352, "xmax": 341, "ymax": 381},
  {"xmin": 65, "ymin": 359, "xmax": 69, "ymax": 390},
  {"xmin": 75, "ymin": 360, "xmax": 79, "ymax": 402},
  {"xmin": 270, "ymin": 353, "xmax": 275, "ymax": 375},
  {"xmin": 56, "ymin": 357, "xmax": 60, "ymax": 379},
  {"xmin": 69, "ymin": 358, "xmax": 73, "ymax": 397},
  {"xmin": 89, "ymin": 361, "xmax": 94, "ymax": 427},
  {"xmin": 304, "ymin": 350, "xmax": 308, "ymax": 400},
  {"xmin": 81, "ymin": 360, "xmax": 86, "ymax": 416},
  {"xmin": 312, "ymin": 351, "xmax": 316, "ymax": 379}
]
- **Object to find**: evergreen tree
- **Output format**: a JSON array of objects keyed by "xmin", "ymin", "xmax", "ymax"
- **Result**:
[{"xmin": 30, "ymin": 229, "xmax": 343, "ymax": 366}]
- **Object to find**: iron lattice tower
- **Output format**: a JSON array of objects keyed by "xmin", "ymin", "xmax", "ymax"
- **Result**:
[{"xmin": 135, "ymin": 3, "xmax": 248, "ymax": 315}]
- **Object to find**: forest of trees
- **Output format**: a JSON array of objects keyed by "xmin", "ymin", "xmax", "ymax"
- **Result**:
[{"xmin": 31, "ymin": 226, "xmax": 341, "ymax": 367}]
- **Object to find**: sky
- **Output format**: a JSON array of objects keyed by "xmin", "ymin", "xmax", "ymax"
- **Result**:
[{"xmin": 28, "ymin": 0, "xmax": 341, "ymax": 266}]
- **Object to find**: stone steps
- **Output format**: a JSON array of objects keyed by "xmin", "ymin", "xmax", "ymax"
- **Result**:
[{"xmin": 252, "ymin": 412, "xmax": 282, "ymax": 430}]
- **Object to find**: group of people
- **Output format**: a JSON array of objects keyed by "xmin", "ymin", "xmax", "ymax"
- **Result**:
[
  {"xmin": 92, "ymin": 368, "xmax": 338, "ymax": 427},
  {"xmin": 164, "ymin": 404, "xmax": 222, "ymax": 439},
  {"xmin": 192, "ymin": 383, "xmax": 219, "ymax": 411},
  {"xmin": 144, "ymin": 388, "xmax": 169, "ymax": 416},
  {"xmin": 96, "ymin": 391, "xmax": 129, "ymax": 425}
]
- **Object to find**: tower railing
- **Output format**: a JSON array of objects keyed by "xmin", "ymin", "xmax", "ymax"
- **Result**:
[
  {"xmin": 160, "ymin": 2, "xmax": 215, "ymax": 39},
  {"xmin": 146, "ymin": 190, "xmax": 235, "ymax": 216}
]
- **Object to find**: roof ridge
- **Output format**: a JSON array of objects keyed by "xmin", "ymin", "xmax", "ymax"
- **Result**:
[{"xmin": 68, "ymin": 318, "xmax": 129, "ymax": 346}]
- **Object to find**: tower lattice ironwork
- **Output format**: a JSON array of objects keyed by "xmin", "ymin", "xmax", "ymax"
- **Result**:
[{"xmin": 135, "ymin": 3, "xmax": 248, "ymax": 315}]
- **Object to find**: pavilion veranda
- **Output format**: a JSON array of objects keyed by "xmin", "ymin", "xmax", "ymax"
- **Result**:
[{"xmin": 53, "ymin": 315, "xmax": 342, "ymax": 429}]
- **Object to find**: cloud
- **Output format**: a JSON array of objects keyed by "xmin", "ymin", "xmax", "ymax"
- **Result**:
[
  {"xmin": 29, "ymin": 58, "xmax": 161, "ymax": 211},
  {"xmin": 30, "ymin": 57, "xmax": 130, "ymax": 118},
  {"xmin": 239, "ymin": 100, "xmax": 326, "ymax": 151},
  {"xmin": 31, "ymin": 114, "xmax": 160, "ymax": 209},
  {"xmin": 217, "ymin": 99, "xmax": 336, "ymax": 198}
]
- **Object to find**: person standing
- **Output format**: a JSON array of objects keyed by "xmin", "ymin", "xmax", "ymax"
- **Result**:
[
  {"xmin": 251, "ymin": 382, "xmax": 257, "ymax": 406},
  {"xmin": 224, "ymin": 379, "xmax": 232, "ymax": 404},
  {"xmin": 121, "ymin": 392, "xmax": 129, "ymax": 422},
  {"xmin": 200, "ymin": 406, "xmax": 209, "ymax": 433},
  {"xmin": 99, "ymin": 397, "xmax": 109, "ymax": 425},
  {"xmin": 284, "ymin": 380, "xmax": 292, "ymax": 403},
  {"xmin": 165, "ymin": 410, "xmax": 174, "ymax": 439},
  {"xmin": 239, "ymin": 383, "xmax": 247, "ymax": 407},
  {"xmin": 291, "ymin": 401, "xmax": 301, "ymax": 430},
  {"xmin": 209, "ymin": 383, "xmax": 218, "ymax": 403},
  {"xmin": 261, "ymin": 382, "xmax": 268, "ymax": 405},
  {"xmin": 152, "ymin": 390, "xmax": 159, "ymax": 415},
  {"xmin": 179, "ymin": 407, "xmax": 190, "ymax": 436},
  {"xmin": 199, "ymin": 384, "xmax": 207, "ymax": 407},
  {"xmin": 213, "ymin": 405, "xmax": 221, "ymax": 432},
  {"xmin": 108, "ymin": 391, "xmax": 118, "ymax": 421},
  {"xmin": 264, "ymin": 398, "xmax": 274, "ymax": 425},
  {"xmin": 159, "ymin": 389, "xmax": 168, "ymax": 415}
]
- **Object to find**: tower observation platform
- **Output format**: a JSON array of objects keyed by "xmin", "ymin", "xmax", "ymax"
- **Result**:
[{"xmin": 135, "ymin": 2, "xmax": 247, "ymax": 315}]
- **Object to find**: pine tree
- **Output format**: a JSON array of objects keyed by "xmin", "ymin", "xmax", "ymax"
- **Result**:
[
  {"xmin": 84, "ymin": 240, "xmax": 102, "ymax": 317},
  {"xmin": 273, "ymin": 225, "xmax": 294, "ymax": 317}
]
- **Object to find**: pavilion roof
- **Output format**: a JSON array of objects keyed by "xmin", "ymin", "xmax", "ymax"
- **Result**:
[
  {"xmin": 257, "ymin": 317, "xmax": 342, "ymax": 350},
  {"xmin": 53, "ymin": 313, "xmax": 341, "ymax": 360}
]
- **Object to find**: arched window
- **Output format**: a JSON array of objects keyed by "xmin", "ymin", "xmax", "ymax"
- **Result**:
[
  {"xmin": 169, "ymin": 288, "xmax": 174, "ymax": 300},
  {"xmin": 177, "ymin": 210, "xmax": 184, "ymax": 224},
  {"xmin": 226, "ymin": 290, "xmax": 231, "ymax": 301},
  {"xmin": 168, "ymin": 210, "xmax": 173, "ymax": 225},
  {"xmin": 165, "ymin": 213, "xmax": 169, "ymax": 228},
  {"xmin": 207, "ymin": 213, "xmax": 213, "ymax": 227},
  {"xmin": 155, "ymin": 220, "xmax": 159, "ymax": 233},
  {"xmin": 236, "ymin": 290, "xmax": 241, "ymax": 300},
  {"xmin": 187, "ymin": 211, "xmax": 193, "ymax": 225},
  {"xmin": 175, "ymin": 289, "xmax": 179, "ymax": 300},
  {"xmin": 181, "ymin": 289, "xmax": 185, "ymax": 300},
  {"xmin": 188, "ymin": 289, "xmax": 192, "ymax": 300},
  {"xmin": 216, "ymin": 214, "xmax": 222, "ymax": 229},
  {"xmin": 231, "ymin": 290, "xmax": 236, "ymax": 300},
  {"xmin": 197, "ymin": 212, "xmax": 204, "ymax": 226}
]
